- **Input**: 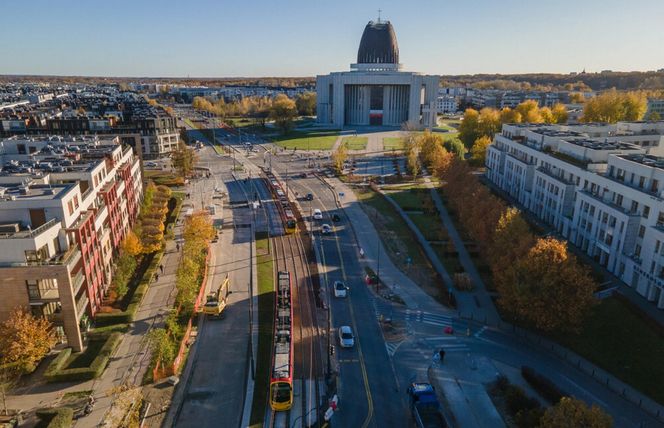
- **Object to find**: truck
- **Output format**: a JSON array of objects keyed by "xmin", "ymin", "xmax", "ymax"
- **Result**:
[{"xmin": 406, "ymin": 382, "xmax": 446, "ymax": 428}]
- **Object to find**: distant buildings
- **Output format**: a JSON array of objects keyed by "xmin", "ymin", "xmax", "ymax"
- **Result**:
[
  {"xmin": 0, "ymin": 135, "xmax": 142, "ymax": 350},
  {"xmin": 316, "ymin": 19, "xmax": 439, "ymax": 129},
  {"xmin": 486, "ymin": 121, "xmax": 664, "ymax": 309},
  {"xmin": 0, "ymin": 85, "xmax": 179, "ymax": 159},
  {"xmin": 646, "ymin": 99, "xmax": 664, "ymax": 118},
  {"xmin": 436, "ymin": 95, "xmax": 458, "ymax": 114}
]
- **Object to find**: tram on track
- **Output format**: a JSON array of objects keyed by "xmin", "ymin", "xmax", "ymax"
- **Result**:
[
  {"xmin": 264, "ymin": 170, "xmax": 297, "ymax": 234},
  {"xmin": 269, "ymin": 271, "xmax": 294, "ymax": 411}
]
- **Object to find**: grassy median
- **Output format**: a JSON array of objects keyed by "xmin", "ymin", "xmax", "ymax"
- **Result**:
[{"xmin": 250, "ymin": 233, "xmax": 275, "ymax": 427}]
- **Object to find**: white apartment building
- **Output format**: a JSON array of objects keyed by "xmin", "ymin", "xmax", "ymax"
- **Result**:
[
  {"xmin": 436, "ymin": 95, "xmax": 459, "ymax": 114},
  {"xmin": 0, "ymin": 135, "xmax": 142, "ymax": 350},
  {"xmin": 486, "ymin": 121, "xmax": 664, "ymax": 309}
]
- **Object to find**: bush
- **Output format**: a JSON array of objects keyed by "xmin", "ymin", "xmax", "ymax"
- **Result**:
[
  {"xmin": 36, "ymin": 407, "xmax": 74, "ymax": 428},
  {"xmin": 44, "ymin": 349, "xmax": 72, "ymax": 379},
  {"xmin": 521, "ymin": 366, "xmax": 565, "ymax": 404},
  {"xmin": 514, "ymin": 407, "xmax": 545, "ymax": 428},
  {"xmin": 45, "ymin": 333, "xmax": 122, "ymax": 382},
  {"xmin": 87, "ymin": 323, "xmax": 129, "ymax": 339},
  {"xmin": 505, "ymin": 385, "xmax": 540, "ymax": 416}
]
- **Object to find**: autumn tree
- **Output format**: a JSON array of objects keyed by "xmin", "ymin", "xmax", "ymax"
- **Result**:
[
  {"xmin": 489, "ymin": 208, "xmax": 536, "ymax": 286},
  {"xmin": 500, "ymin": 107, "xmax": 522, "ymax": 124},
  {"xmin": 582, "ymin": 89, "xmax": 647, "ymax": 123},
  {"xmin": 269, "ymin": 94, "xmax": 298, "ymax": 134},
  {"xmin": 183, "ymin": 211, "xmax": 215, "ymax": 251},
  {"xmin": 418, "ymin": 131, "xmax": 443, "ymax": 167},
  {"xmin": 646, "ymin": 111, "xmax": 661, "ymax": 121},
  {"xmin": 459, "ymin": 108, "xmax": 482, "ymax": 149},
  {"xmin": 295, "ymin": 92, "xmax": 316, "ymax": 116},
  {"xmin": 470, "ymin": 135, "xmax": 492, "ymax": 165},
  {"xmin": 539, "ymin": 397, "xmax": 613, "ymax": 428},
  {"xmin": 332, "ymin": 141, "xmax": 348, "ymax": 174},
  {"xmin": 551, "ymin": 103, "xmax": 569, "ymax": 124},
  {"xmin": 122, "ymin": 231, "xmax": 143, "ymax": 256},
  {"xmin": 0, "ymin": 308, "xmax": 56, "ymax": 374},
  {"xmin": 497, "ymin": 238, "xmax": 597, "ymax": 331},
  {"xmin": 516, "ymin": 99, "xmax": 544, "ymax": 123},
  {"xmin": 478, "ymin": 108, "xmax": 501, "ymax": 138},
  {"xmin": 171, "ymin": 141, "xmax": 198, "ymax": 179},
  {"xmin": 407, "ymin": 148, "xmax": 420, "ymax": 177}
]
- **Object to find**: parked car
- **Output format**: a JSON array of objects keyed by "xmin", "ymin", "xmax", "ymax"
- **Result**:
[
  {"xmin": 321, "ymin": 224, "xmax": 332, "ymax": 234},
  {"xmin": 338, "ymin": 326, "xmax": 355, "ymax": 348},
  {"xmin": 334, "ymin": 281, "xmax": 348, "ymax": 298},
  {"xmin": 144, "ymin": 161, "xmax": 158, "ymax": 168},
  {"xmin": 305, "ymin": 193, "xmax": 314, "ymax": 201},
  {"xmin": 313, "ymin": 209, "xmax": 323, "ymax": 220}
]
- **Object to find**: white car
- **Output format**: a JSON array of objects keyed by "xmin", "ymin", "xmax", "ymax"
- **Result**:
[
  {"xmin": 313, "ymin": 209, "xmax": 323, "ymax": 220},
  {"xmin": 321, "ymin": 224, "xmax": 332, "ymax": 234},
  {"xmin": 338, "ymin": 326, "xmax": 355, "ymax": 348},
  {"xmin": 333, "ymin": 281, "xmax": 348, "ymax": 298}
]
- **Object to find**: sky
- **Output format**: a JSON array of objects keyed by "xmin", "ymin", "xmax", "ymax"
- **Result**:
[{"xmin": 1, "ymin": 0, "xmax": 663, "ymax": 78}]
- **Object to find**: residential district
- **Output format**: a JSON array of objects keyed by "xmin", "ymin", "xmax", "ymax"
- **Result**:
[{"xmin": 0, "ymin": 17, "xmax": 663, "ymax": 428}]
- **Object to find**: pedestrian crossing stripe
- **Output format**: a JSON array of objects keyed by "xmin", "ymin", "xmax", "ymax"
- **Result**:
[{"xmin": 385, "ymin": 341, "xmax": 402, "ymax": 356}]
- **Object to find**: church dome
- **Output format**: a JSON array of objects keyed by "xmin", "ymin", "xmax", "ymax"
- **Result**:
[{"xmin": 357, "ymin": 20, "xmax": 399, "ymax": 64}]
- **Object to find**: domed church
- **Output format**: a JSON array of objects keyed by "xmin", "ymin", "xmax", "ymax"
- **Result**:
[{"xmin": 316, "ymin": 17, "xmax": 439, "ymax": 129}]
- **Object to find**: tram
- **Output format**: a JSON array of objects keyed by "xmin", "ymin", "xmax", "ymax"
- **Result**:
[
  {"xmin": 264, "ymin": 170, "xmax": 297, "ymax": 234},
  {"xmin": 269, "ymin": 271, "xmax": 294, "ymax": 411}
]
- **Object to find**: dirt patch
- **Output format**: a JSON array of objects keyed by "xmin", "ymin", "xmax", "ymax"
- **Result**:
[{"xmin": 380, "ymin": 319, "xmax": 407, "ymax": 342}]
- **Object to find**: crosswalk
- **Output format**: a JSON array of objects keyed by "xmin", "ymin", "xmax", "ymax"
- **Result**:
[
  {"xmin": 385, "ymin": 341, "xmax": 402, "ymax": 357},
  {"xmin": 422, "ymin": 336, "xmax": 469, "ymax": 354},
  {"xmin": 405, "ymin": 310, "xmax": 454, "ymax": 328}
]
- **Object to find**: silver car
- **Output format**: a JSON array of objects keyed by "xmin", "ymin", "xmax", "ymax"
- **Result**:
[{"xmin": 338, "ymin": 326, "xmax": 355, "ymax": 348}]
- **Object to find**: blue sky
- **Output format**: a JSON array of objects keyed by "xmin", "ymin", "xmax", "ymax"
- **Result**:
[{"xmin": 1, "ymin": 0, "xmax": 663, "ymax": 77}]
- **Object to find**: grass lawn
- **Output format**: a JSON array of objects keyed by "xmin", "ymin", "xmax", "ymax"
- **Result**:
[
  {"xmin": 250, "ymin": 235, "xmax": 275, "ymax": 427},
  {"xmin": 143, "ymin": 170, "xmax": 184, "ymax": 187},
  {"xmin": 383, "ymin": 137, "xmax": 406, "ymax": 151},
  {"xmin": 342, "ymin": 136, "xmax": 368, "ymax": 150},
  {"xmin": 551, "ymin": 297, "xmax": 664, "ymax": 405},
  {"xmin": 272, "ymin": 129, "xmax": 340, "ymax": 150}
]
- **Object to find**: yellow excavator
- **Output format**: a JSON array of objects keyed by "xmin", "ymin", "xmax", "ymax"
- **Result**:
[{"xmin": 202, "ymin": 274, "xmax": 230, "ymax": 317}]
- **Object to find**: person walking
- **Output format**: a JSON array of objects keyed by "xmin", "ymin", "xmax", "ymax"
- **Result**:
[{"xmin": 160, "ymin": 264, "xmax": 164, "ymax": 274}]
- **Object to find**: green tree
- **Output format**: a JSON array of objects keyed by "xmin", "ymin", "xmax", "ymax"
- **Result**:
[
  {"xmin": 443, "ymin": 137, "xmax": 465, "ymax": 159},
  {"xmin": 539, "ymin": 397, "xmax": 613, "ymax": 428},
  {"xmin": 113, "ymin": 252, "xmax": 137, "ymax": 298},
  {"xmin": 0, "ymin": 308, "xmax": 56, "ymax": 374},
  {"xmin": 269, "ymin": 94, "xmax": 298, "ymax": 134},
  {"xmin": 407, "ymin": 148, "xmax": 420, "ymax": 177},
  {"xmin": 459, "ymin": 108, "xmax": 482, "ymax": 149},
  {"xmin": 498, "ymin": 238, "xmax": 597, "ymax": 332},
  {"xmin": 171, "ymin": 141, "xmax": 198, "ymax": 178},
  {"xmin": 147, "ymin": 328, "xmax": 176, "ymax": 368},
  {"xmin": 295, "ymin": 92, "xmax": 317, "ymax": 116}
]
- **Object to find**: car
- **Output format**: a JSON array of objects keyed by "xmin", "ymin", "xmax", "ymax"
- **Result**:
[
  {"xmin": 321, "ymin": 224, "xmax": 332, "ymax": 234},
  {"xmin": 305, "ymin": 193, "xmax": 314, "ymax": 201},
  {"xmin": 333, "ymin": 281, "xmax": 348, "ymax": 298},
  {"xmin": 144, "ymin": 161, "xmax": 158, "ymax": 168},
  {"xmin": 332, "ymin": 213, "xmax": 341, "ymax": 222},
  {"xmin": 338, "ymin": 326, "xmax": 355, "ymax": 348},
  {"xmin": 313, "ymin": 209, "xmax": 323, "ymax": 220}
]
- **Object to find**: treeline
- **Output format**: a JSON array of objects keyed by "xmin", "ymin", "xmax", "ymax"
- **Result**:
[
  {"xmin": 192, "ymin": 92, "xmax": 315, "ymax": 119},
  {"xmin": 441, "ymin": 70, "xmax": 664, "ymax": 91},
  {"xmin": 437, "ymin": 158, "xmax": 597, "ymax": 331}
]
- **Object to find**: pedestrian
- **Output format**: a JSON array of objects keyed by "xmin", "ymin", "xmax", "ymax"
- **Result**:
[
  {"xmin": 359, "ymin": 247, "xmax": 365, "ymax": 258},
  {"xmin": 438, "ymin": 348, "xmax": 446, "ymax": 363},
  {"xmin": 176, "ymin": 242, "xmax": 180, "ymax": 251},
  {"xmin": 155, "ymin": 273, "xmax": 160, "ymax": 282},
  {"xmin": 160, "ymin": 264, "xmax": 164, "ymax": 274}
]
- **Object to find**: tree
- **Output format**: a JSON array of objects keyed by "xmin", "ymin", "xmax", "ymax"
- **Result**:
[
  {"xmin": 459, "ymin": 108, "xmax": 482, "ymax": 149},
  {"xmin": 406, "ymin": 146, "xmax": 420, "ymax": 177},
  {"xmin": 269, "ymin": 94, "xmax": 298, "ymax": 134},
  {"xmin": 582, "ymin": 89, "xmax": 647, "ymax": 123},
  {"xmin": 646, "ymin": 111, "xmax": 661, "ymax": 121},
  {"xmin": 552, "ymin": 103, "xmax": 569, "ymax": 124},
  {"xmin": 478, "ymin": 108, "xmax": 502, "ymax": 138},
  {"xmin": 540, "ymin": 107, "xmax": 554, "ymax": 124},
  {"xmin": 569, "ymin": 92, "xmax": 586, "ymax": 103},
  {"xmin": 497, "ymin": 238, "xmax": 597, "ymax": 331},
  {"xmin": 113, "ymin": 252, "xmax": 137, "ymax": 298},
  {"xmin": 516, "ymin": 100, "xmax": 544, "ymax": 123},
  {"xmin": 183, "ymin": 211, "xmax": 215, "ymax": 249},
  {"xmin": 0, "ymin": 361, "xmax": 21, "ymax": 416},
  {"xmin": 121, "ymin": 231, "xmax": 143, "ymax": 257},
  {"xmin": 489, "ymin": 208, "xmax": 536, "ymax": 286},
  {"xmin": 171, "ymin": 141, "xmax": 197, "ymax": 178},
  {"xmin": 429, "ymin": 144, "xmax": 453, "ymax": 177},
  {"xmin": 0, "ymin": 308, "xmax": 56, "ymax": 374},
  {"xmin": 295, "ymin": 92, "xmax": 316, "ymax": 116},
  {"xmin": 147, "ymin": 328, "xmax": 176, "ymax": 368},
  {"xmin": 470, "ymin": 136, "xmax": 492, "ymax": 165},
  {"xmin": 500, "ymin": 107, "xmax": 523, "ymax": 124},
  {"xmin": 539, "ymin": 397, "xmax": 613, "ymax": 428},
  {"xmin": 442, "ymin": 137, "xmax": 465, "ymax": 159},
  {"xmin": 331, "ymin": 141, "xmax": 348, "ymax": 174}
]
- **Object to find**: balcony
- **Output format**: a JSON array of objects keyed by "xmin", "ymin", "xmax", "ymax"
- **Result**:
[
  {"xmin": 0, "ymin": 218, "xmax": 59, "ymax": 240},
  {"xmin": 28, "ymin": 287, "xmax": 59, "ymax": 302},
  {"xmin": 76, "ymin": 294, "xmax": 89, "ymax": 319},
  {"xmin": 71, "ymin": 270, "xmax": 85, "ymax": 295},
  {"xmin": 0, "ymin": 243, "xmax": 81, "ymax": 268},
  {"xmin": 47, "ymin": 311, "xmax": 64, "ymax": 325}
]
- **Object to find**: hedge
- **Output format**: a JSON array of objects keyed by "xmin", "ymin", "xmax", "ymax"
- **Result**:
[
  {"xmin": 36, "ymin": 407, "xmax": 74, "ymax": 428},
  {"xmin": 45, "ymin": 333, "xmax": 122, "ymax": 383},
  {"xmin": 86, "ymin": 323, "xmax": 129, "ymax": 339},
  {"xmin": 521, "ymin": 366, "xmax": 566, "ymax": 404},
  {"xmin": 44, "ymin": 349, "xmax": 71, "ymax": 379},
  {"xmin": 95, "ymin": 251, "xmax": 163, "ymax": 327}
]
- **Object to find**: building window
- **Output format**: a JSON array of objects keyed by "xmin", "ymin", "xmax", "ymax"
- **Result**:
[
  {"xmin": 639, "ymin": 176, "xmax": 645, "ymax": 189},
  {"xmin": 630, "ymin": 201, "xmax": 638, "ymax": 213},
  {"xmin": 638, "ymin": 225, "xmax": 646, "ymax": 238},
  {"xmin": 17, "ymin": 144, "xmax": 26, "ymax": 154},
  {"xmin": 643, "ymin": 205, "xmax": 650, "ymax": 219},
  {"xmin": 68, "ymin": 200, "xmax": 74, "ymax": 216},
  {"xmin": 656, "ymin": 240, "xmax": 661, "ymax": 254},
  {"xmin": 616, "ymin": 194, "xmax": 623, "ymax": 206},
  {"xmin": 652, "ymin": 179, "xmax": 659, "ymax": 193}
]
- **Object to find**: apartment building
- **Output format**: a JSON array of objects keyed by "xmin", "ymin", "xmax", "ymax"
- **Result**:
[
  {"xmin": 0, "ymin": 135, "xmax": 142, "ymax": 350},
  {"xmin": 486, "ymin": 121, "xmax": 664, "ymax": 309},
  {"xmin": 436, "ymin": 95, "xmax": 459, "ymax": 114}
]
